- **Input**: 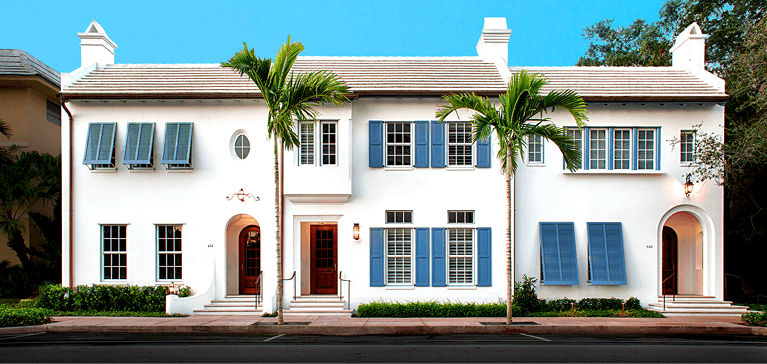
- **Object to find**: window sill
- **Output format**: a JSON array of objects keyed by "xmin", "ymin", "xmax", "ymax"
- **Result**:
[
  {"xmin": 97, "ymin": 281, "xmax": 128, "ymax": 285},
  {"xmin": 526, "ymin": 163, "xmax": 546, "ymax": 167},
  {"xmin": 384, "ymin": 167, "xmax": 414, "ymax": 171},
  {"xmin": 384, "ymin": 285, "xmax": 415, "ymax": 290},
  {"xmin": 446, "ymin": 166, "xmax": 475, "ymax": 171},
  {"xmin": 156, "ymin": 281, "xmax": 184, "ymax": 285},
  {"xmin": 447, "ymin": 286, "xmax": 477, "ymax": 290},
  {"xmin": 681, "ymin": 163, "xmax": 698, "ymax": 167},
  {"xmin": 127, "ymin": 168, "xmax": 155, "ymax": 173},
  {"xmin": 90, "ymin": 168, "xmax": 117, "ymax": 173},
  {"xmin": 564, "ymin": 170, "xmax": 664, "ymax": 175},
  {"xmin": 166, "ymin": 169, "xmax": 194, "ymax": 173}
]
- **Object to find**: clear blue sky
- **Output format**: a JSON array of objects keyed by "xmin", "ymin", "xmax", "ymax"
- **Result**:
[{"xmin": 1, "ymin": 0, "xmax": 668, "ymax": 73}]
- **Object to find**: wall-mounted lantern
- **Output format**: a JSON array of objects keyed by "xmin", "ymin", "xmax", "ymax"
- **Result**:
[
  {"xmin": 353, "ymin": 223, "xmax": 360, "ymax": 241},
  {"xmin": 684, "ymin": 174, "xmax": 694, "ymax": 197}
]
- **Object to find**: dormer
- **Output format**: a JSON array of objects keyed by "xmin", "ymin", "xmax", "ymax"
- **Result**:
[
  {"xmin": 78, "ymin": 20, "xmax": 118, "ymax": 68},
  {"xmin": 671, "ymin": 23, "xmax": 707, "ymax": 70}
]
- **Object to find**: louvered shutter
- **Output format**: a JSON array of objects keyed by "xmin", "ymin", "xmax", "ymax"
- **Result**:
[
  {"xmin": 431, "ymin": 228, "xmax": 446, "ymax": 286},
  {"xmin": 539, "ymin": 222, "xmax": 579, "ymax": 285},
  {"xmin": 477, "ymin": 227, "xmax": 492, "ymax": 286},
  {"xmin": 123, "ymin": 123, "xmax": 155, "ymax": 165},
  {"xmin": 370, "ymin": 228, "xmax": 384, "ymax": 287},
  {"xmin": 587, "ymin": 222, "xmax": 627, "ymax": 285},
  {"xmin": 161, "ymin": 122, "xmax": 193, "ymax": 167},
  {"xmin": 415, "ymin": 228, "xmax": 430, "ymax": 286},
  {"xmin": 369, "ymin": 120, "xmax": 383, "ymax": 168},
  {"xmin": 431, "ymin": 121, "xmax": 445, "ymax": 167},
  {"xmin": 83, "ymin": 123, "xmax": 116, "ymax": 166},
  {"xmin": 414, "ymin": 120, "xmax": 429, "ymax": 168},
  {"xmin": 476, "ymin": 134, "xmax": 491, "ymax": 168}
]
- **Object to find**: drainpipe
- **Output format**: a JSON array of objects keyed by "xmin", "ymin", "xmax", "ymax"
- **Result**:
[{"xmin": 60, "ymin": 95, "xmax": 74, "ymax": 288}]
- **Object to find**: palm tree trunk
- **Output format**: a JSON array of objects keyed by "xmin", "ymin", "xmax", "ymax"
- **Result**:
[
  {"xmin": 275, "ymin": 138, "xmax": 284, "ymax": 325},
  {"xmin": 7, "ymin": 227, "xmax": 30, "ymax": 268},
  {"xmin": 506, "ymin": 168, "xmax": 513, "ymax": 325}
]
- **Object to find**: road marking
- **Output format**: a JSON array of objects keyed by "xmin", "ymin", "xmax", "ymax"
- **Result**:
[
  {"xmin": 519, "ymin": 333, "xmax": 550, "ymax": 342},
  {"xmin": 0, "ymin": 332, "xmax": 46, "ymax": 341},
  {"xmin": 263, "ymin": 334, "xmax": 285, "ymax": 342}
]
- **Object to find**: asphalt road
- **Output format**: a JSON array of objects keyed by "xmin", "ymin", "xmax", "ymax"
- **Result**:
[{"xmin": 1, "ymin": 332, "xmax": 766, "ymax": 363}]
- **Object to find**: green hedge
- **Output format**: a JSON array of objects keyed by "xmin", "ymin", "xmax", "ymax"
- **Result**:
[
  {"xmin": 742, "ymin": 311, "xmax": 767, "ymax": 327},
  {"xmin": 36, "ymin": 284, "xmax": 189, "ymax": 312},
  {"xmin": 0, "ymin": 307, "xmax": 53, "ymax": 327},
  {"xmin": 357, "ymin": 301, "xmax": 521, "ymax": 318},
  {"xmin": 542, "ymin": 297, "xmax": 641, "ymax": 312}
]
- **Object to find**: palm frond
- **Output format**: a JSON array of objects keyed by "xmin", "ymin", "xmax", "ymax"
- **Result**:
[{"xmin": 0, "ymin": 120, "xmax": 11, "ymax": 140}]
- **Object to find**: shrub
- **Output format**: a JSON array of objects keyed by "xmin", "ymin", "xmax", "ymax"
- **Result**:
[
  {"xmin": 576, "ymin": 297, "xmax": 624, "ymax": 311},
  {"xmin": 513, "ymin": 275, "xmax": 540, "ymax": 314},
  {"xmin": 624, "ymin": 297, "xmax": 641, "ymax": 310},
  {"xmin": 0, "ymin": 307, "xmax": 53, "ymax": 327},
  {"xmin": 356, "ymin": 300, "xmax": 519, "ymax": 317},
  {"xmin": 742, "ymin": 311, "xmax": 767, "ymax": 327},
  {"xmin": 545, "ymin": 298, "xmax": 577, "ymax": 312},
  {"xmin": 36, "ymin": 284, "xmax": 184, "ymax": 312}
]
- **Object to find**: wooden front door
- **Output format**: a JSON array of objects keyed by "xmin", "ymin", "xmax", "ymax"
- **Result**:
[
  {"xmin": 662, "ymin": 226, "xmax": 678, "ymax": 295},
  {"xmin": 310, "ymin": 225, "xmax": 337, "ymax": 294},
  {"xmin": 239, "ymin": 225, "xmax": 261, "ymax": 295}
]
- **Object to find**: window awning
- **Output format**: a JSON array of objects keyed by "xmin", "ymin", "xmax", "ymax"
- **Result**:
[
  {"xmin": 83, "ymin": 122, "xmax": 116, "ymax": 168},
  {"xmin": 123, "ymin": 123, "xmax": 155, "ymax": 167},
  {"xmin": 587, "ymin": 222, "xmax": 628, "ymax": 285},
  {"xmin": 161, "ymin": 122, "xmax": 193, "ymax": 169}
]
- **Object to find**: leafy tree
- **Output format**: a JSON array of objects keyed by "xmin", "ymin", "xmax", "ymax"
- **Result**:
[
  {"xmin": 577, "ymin": 19, "xmax": 672, "ymax": 67},
  {"xmin": 436, "ymin": 70, "xmax": 588, "ymax": 324},
  {"xmin": 223, "ymin": 37, "xmax": 348, "ymax": 324}
]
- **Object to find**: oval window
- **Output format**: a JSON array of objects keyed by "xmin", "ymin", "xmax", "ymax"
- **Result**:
[{"xmin": 234, "ymin": 134, "xmax": 250, "ymax": 159}]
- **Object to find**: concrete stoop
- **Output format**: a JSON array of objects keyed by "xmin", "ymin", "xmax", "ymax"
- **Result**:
[
  {"xmin": 193, "ymin": 295, "xmax": 264, "ymax": 316},
  {"xmin": 285, "ymin": 295, "xmax": 353, "ymax": 316},
  {"xmin": 647, "ymin": 296, "xmax": 748, "ymax": 316}
]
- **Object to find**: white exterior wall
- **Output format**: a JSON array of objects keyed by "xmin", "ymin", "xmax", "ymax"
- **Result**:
[{"xmin": 514, "ymin": 103, "xmax": 725, "ymax": 305}]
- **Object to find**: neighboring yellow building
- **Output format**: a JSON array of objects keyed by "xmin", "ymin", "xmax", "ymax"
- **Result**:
[{"xmin": 0, "ymin": 49, "xmax": 61, "ymax": 265}]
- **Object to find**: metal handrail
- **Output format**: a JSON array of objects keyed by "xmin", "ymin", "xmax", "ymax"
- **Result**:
[
  {"xmin": 662, "ymin": 271, "xmax": 677, "ymax": 311},
  {"xmin": 339, "ymin": 271, "xmax": 352, "ymax": 310},
  {"xmin": 254, "ymin": 270, "xmax": 263, "ymax": 310},
  {"xmin": 283, "ymin": 271, "xmax": 297, "ymax": 301}
]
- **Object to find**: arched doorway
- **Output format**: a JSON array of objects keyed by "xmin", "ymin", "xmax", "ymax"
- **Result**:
[
  {"xmin": 662, "ymin": 211, "xmax": 704, "ymax": 295},
  {"xmin": 225, "ymin": 214, "xmax": 260, "ymax": 295},
  {"xmin": 239, "ymin": 225, "xmax": 261, "ymax": 295}
]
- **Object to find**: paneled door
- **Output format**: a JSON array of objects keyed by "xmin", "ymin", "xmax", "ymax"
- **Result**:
[
  {"xmin": 662, "ymin": 226, "xmax": 678, "ymax": 295},
  {"xmin": 239, "ymin": 225, "xmax": 261, "ymax": 295},
  {"xmin": 310, "ymin": 225, "xmax": 337, "ymax": 294}
]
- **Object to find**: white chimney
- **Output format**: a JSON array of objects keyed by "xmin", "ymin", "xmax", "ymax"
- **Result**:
[
  {"xmin": 476, "ymin": 17, "xmax": 512, "ymax": 81},
  {"xmin": 671, "ymin": 23, "xmax": 707, "ymax": 70},
  {"xmin": 78, "ymin": 20, "xmax": 117, "ymax": 68}
]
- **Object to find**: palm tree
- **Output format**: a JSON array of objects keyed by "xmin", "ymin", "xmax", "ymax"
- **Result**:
[
  {"xmin": 0, "ymin": 120, "xmax": 13, "ymax": 164},
  {"xmin": 436, "ymin": 70, "xmax": 588, "ymax": 324},
  {"xmin": 223, "ymin": 37, "xmax": 349, "ymax": 324}
]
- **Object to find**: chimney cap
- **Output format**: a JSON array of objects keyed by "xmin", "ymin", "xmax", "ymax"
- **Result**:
[
  {"xmin": 483, "ymin": 17, "xmax": 508, "ymax": 30},
  {"xmin": 78, "ymin": 20, "xmax": 117, "ymax": 50}
]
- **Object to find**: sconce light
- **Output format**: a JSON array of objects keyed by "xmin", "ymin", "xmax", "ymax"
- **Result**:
[
  {"xmin": 684, "ymin": 174, "xmax": 694, "ymax": 197},
  {"xmin": 225, "ymin": 188, "xmax": 260, "ymax": 202},
  {"xmin": 353, "ymin": 223, "xmax": 360, "ymax": 241}
]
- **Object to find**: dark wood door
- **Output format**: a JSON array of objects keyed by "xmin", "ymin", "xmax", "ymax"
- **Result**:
[
  {"xmin": 662, "ymin": 226, "xmax": 678, "ymax": 295},
  {"xmin": 310, "ymin": 225, "xmax": 337, "ymax": 294},
  {"xmin": 239, "ymin": 225, "xmax": 261, "ymax": 295}
]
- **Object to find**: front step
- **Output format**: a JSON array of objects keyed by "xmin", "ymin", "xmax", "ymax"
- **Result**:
[
  {"xmin": 647, "ymin": 297, "xmax": 748, "ymax": 316},
  {"xmin": 285, "ymin": 295, "xmax": 352, "ymax": 316},
  {"xmin": 193, "ymin": 295, "xmax": 264, "ymax": 316}
]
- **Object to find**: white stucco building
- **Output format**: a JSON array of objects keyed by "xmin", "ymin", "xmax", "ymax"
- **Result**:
[{"xmin": 60, "ymin": 19, "xmax": 744, "ymax": 315}]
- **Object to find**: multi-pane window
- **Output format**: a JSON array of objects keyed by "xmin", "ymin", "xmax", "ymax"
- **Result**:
[
  {"xmin": 448, "ymin": 210, "xmax": 474, "ymax": 224},
  {"xmin": 527, "ymin": 135, "xmax": 543, "ymax": 164},
  {"xmin": 234, "ymin": 134, "xmax": 250, "ymax": 160},
  {"xmin": 386, "ymin": 122, "xmax": 412, "ymax": 167},
  {"xmin": 448, "ymin": 228, "xmax": 474, "ymax": 285},
  {"xmin": 589, "ymin": 129, "xmax": 607, "ymax": 170},
  {"xmin": 299, "ymin": 122, "xmax": 315, "ymax": 165},
  {"xmin": 386, "ymin": 228, "xmax": 413, "ymax": 285},
  {"xmin": 102, "ymin": 225, "xmax": 126, "ymax": 281},
  {"xmin": 321, "ymin": 122, "xmax": 337, "ymax": 165},
  {"xmin": 565, "ymin": 128, "xmax": 583, "ymax": 169},
  {"xmin": 637, "ymin": 129, "xmax": 655, "ymax": 170},
  {"xmin": 448, "ymin": 122, "xmax": 473, "ymax": 166},
  {"xmin": 157, "ymin": 225, "xmax": 182, "ymax": 281},
  {"xmin": 681, "ymin": 130, "xmax": 695, "ymax": 164},
  {"xmin": 613, "ymin": 129, "xmax": 631, "ymax": 170},
  {"xmin": 386, "ymin": 210, "xmax": 413, "ymax": 224}
]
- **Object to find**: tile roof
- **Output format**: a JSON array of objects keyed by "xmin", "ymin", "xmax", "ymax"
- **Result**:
[
  {"xmin": 512, "ymin": 66, "xmax": 727, "ymax": 102},
  {"xmin": 0, "ymin": 49, "xmax": 61, "ymax": 88},
  {"xmin": 62, "ymin": 57, "xmax": 508, "ymax": 99}
]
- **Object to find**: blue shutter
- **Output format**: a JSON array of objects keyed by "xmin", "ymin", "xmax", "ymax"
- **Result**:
[
  {"xmin": 587, "ymin": 222, "xmax": 627, "ymax": 285},
  {"xmin": 370, "ymin": 228, "xmax": 384, "ymax": 287},
  {"xmin": 431, "ymin": 228, "xmax": 446, "ymax": 286},
  {"xmin": 415, "ymin": 228, "xmax": 430, "ymax": 286},
  {"xmin": 369, "ymin": 120, "xmax": 383, "ymax": 168},
  {"xmin": 83, "ymin": 123, "xmax": 116, "ymax": 167},
  {"xmin": 477, "ymin": 227, "xmax": 492, "ymax": 286},
  {"xmin": 123, "ymin": 123, "xmax": 155, "ymax": 166},
  {"xmin": 656, "ymin": 127, "xmax": 661, "ymax": 170},
  {"xmin": 476, "ymin": 134, "xmax": 491, "ymax": 168},
  {"xmin": 539, "ymin": 222, "xmax": 579, "ymax": 285},
  {"xmin": 430, "ymin": 121, "xmax": 445, "ymax": 167},
  {"xmin": 414, "ymin": 120, "xmax": 429, "ymax": 168},
  {"xmin": 161, "ymin": 122, "xmax": 193, "ymax": 167},
  {"xmin": 583, "ymin": 127, "xmax": 590, "ymax": 170}
]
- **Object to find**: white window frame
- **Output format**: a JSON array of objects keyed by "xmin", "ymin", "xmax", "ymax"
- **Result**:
[
  {"xmin": 320, "ymin": 121, "xmax": 337, "ymax": 166},
  {"xmin": 589, "ymin": 128, "xmax": 608, "ymax": 170},
  {"xmin": 101, "ymin": 224, "xmax": 127, "ymax": 282},
  {"xmin": 157, "ymin": 225, "xmax": 182, "ymax": 282},
  {"xmin": 565, "ymin": 128, "xmax": 583, "ymax": 170},
  {"xmin": 385, "ymin": 227, "xmax": 414, "ymax": 286},
  {"xmin": 299, "ymin": 121, "xmax": 315, "ymax": 165},
  {"xmin": 612, "ymin": 128, "xmax": 632, "ymax": 170},
  {"xmin": 386, "ymin": 210, "xmax": 413, "ymax": 224},
  {"xmin": 637, "ymin": 128, "xmax": 656, "ymax": 170},
  {"xmin": 680, "ymin": 130, "xmax": 695, "ymax": 164},
  {"xmin": 234, "ymin": 134, "xmax": 250, "ymax": 160},
  {"xmin": 447, "ymin": 227, "xmax": 476, "ymax": 286},
  {"xmin": 385, "ymin": 122, "xmax": 413, "ymax": 167},
  {"xmin": 447, "ymin": 210, "xmax": 474, "ymax": 224},
  {"xmin": 447, "ymin": 122, "xmax": 474, "ymax": 167},
  {"xmin": 527, "ymin": 135, "xmax": 544, "ymax": 165}
]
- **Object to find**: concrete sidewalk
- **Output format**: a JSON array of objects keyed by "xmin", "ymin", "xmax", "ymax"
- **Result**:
[{"xmin": 2, "ymin": 315, "xmax": 766, "ymax": 337}]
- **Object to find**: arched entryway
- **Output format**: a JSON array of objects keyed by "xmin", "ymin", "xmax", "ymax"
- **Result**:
[
  {"xmin": 662, "ymin": 211, "xmax": 704, "ymax": 295},
  {"xmin": 225, "ymin": 214, "xmax": 260, "ymax": 295}
]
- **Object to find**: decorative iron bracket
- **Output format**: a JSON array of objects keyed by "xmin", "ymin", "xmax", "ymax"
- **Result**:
[{"xmin": 226, "ymin": 188, "xmax": 260, "ymax": 202}]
